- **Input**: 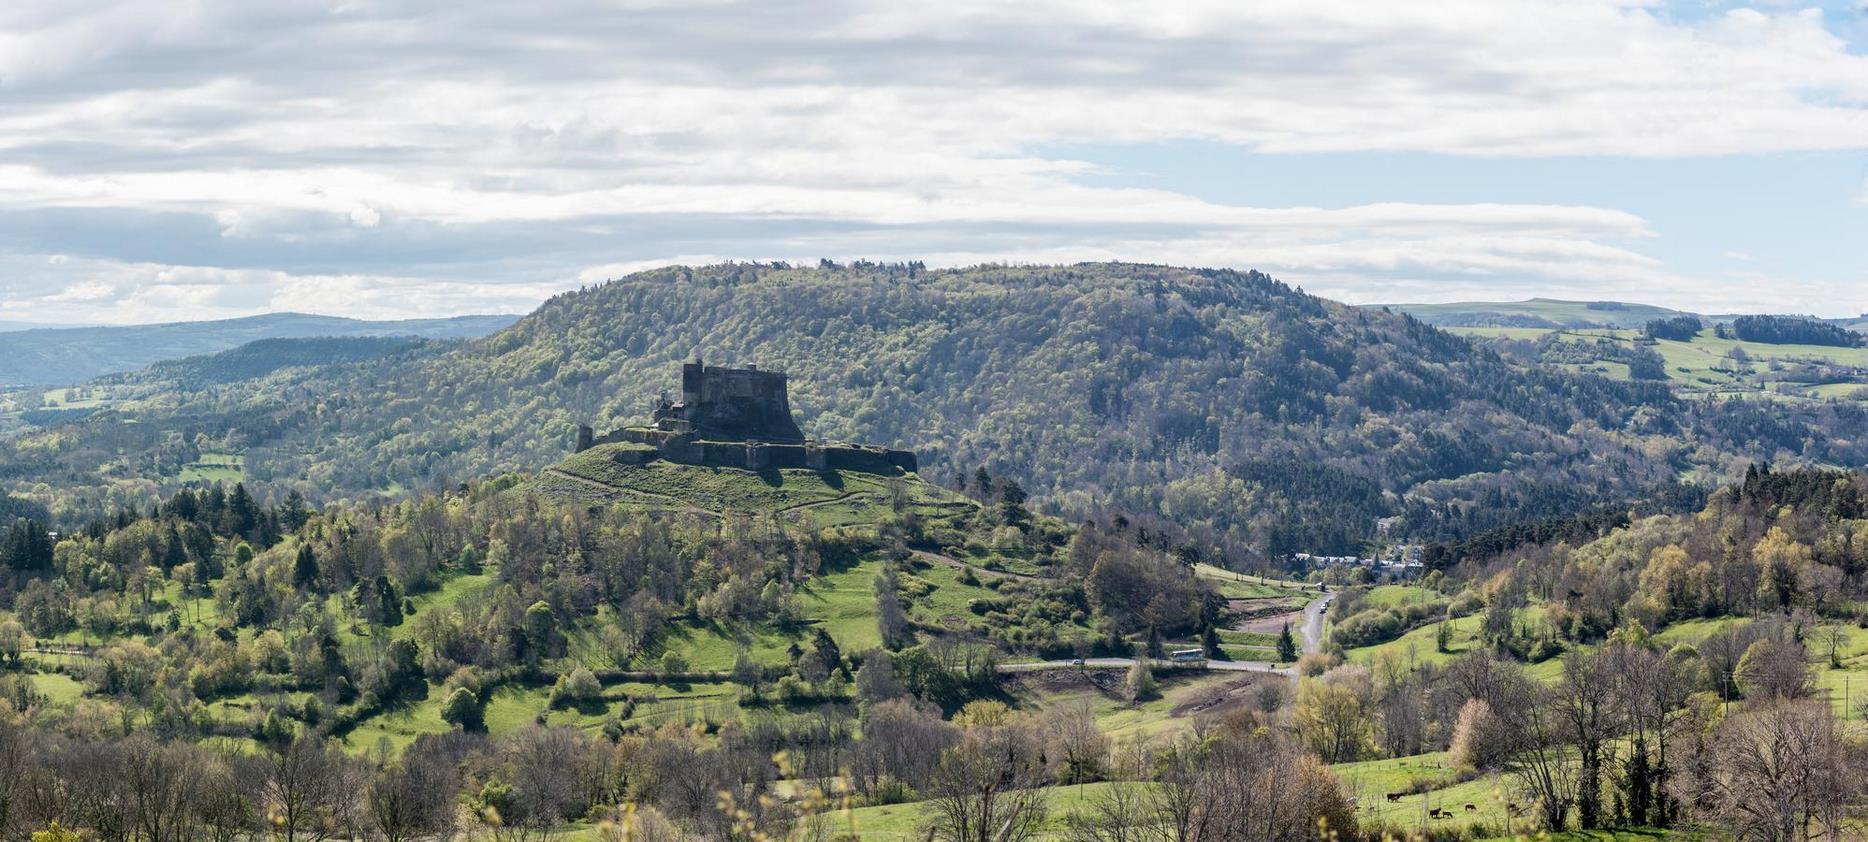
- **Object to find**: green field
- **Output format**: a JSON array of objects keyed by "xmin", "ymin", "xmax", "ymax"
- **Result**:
[
  {"xmin": 175, "ymin": 450, "xmax": 244, "ymax": 483},
  {"xmin": 1444, "ymin": 324, "xmax": 1868, "ymax": 401}
]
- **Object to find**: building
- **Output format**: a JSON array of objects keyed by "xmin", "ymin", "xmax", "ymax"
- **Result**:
[{"xmin": 575, "ymin": 359, "xmax": 917, "ymax": 474}]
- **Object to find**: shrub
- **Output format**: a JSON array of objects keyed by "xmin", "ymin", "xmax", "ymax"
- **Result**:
[{"xmin": 550, "ymin": 667, "xmax": 602, "ymax": 708}]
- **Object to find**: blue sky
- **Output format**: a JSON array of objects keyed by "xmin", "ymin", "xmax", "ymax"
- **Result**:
[{"xmin": 0, "ymin": 0, "xmax": 1865, "ymax": 322}]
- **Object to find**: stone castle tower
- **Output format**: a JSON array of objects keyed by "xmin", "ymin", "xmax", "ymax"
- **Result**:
[
  {"xmin": 574, "ymin": 359, "xmax": 916, "ymax": 474},
  {"xmin": 650, "ymin": 360, "xmax": 805, "ymax": 441}
]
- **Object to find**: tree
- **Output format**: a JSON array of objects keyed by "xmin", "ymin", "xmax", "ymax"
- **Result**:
[
  {"xmin": 1125, "ymin": 657, "xmax": 1156, "ymax": 701},
  {"xmin": 441, "ymin": 687, "xmax": 485, "ymax": 732},
  {"xmin": 1147, "ymin": 718, "xmax": 1356, "ymax": 842},
  {"xmin": 0, "ymin": 620, "xmax": 30, "ymax": 667},
  {"xmin": 874, "ymin": 567, "xmax": 913, "ymax": 650},
  {"xmin": 1508, "ymin": 684, "xmax": 1578, "ymax": 833},
  {"xmin": 1447, "ymin": 697, "xmax": 1510, "ymax": 772},
  {"xmin": 1736, "ymin": 636, "xmax": 1812, "ymax": 700},
  {"xmin": 550, "ymin": 668, "xmax": 601, "ymax": 709},
  {"xmin": 731, "ymin": 651, "xmax": 766, "ymax": 702},
  {"xmin": 1295, "ymin": 669, "xmax": 1370, "ymax": 763},
  {"xmin": 1045, "ymin": 701, "xmax": 1107, "ymax": 786},
  {"xmin": 1705, "ymin": 699, "xmax": 1857, "ymax": 841},
  {"xmin": 293, "ymin": 544, "xmax": 319, "ymax": 590},
  {"xmin": 853, "ymin": 651, "xmax": 905, "ymax": 705},
  {"xmin": 1558, "ymin": 649, "xmax": 1620, "ymax": 830},
  {"xmin": 928, "ymin": 724, "xmax": 1048, "ymax": 842},
  {"xmin": 1275, "ymin": 622, "xmax": 1298, "ymax": 662},
  {"xmin": 265, "ymin": 735, "xmax": 360, "ymax": 842},
  {"xmin": 367, "ymin": 746, "xmax": 459, "ymax": 842}
]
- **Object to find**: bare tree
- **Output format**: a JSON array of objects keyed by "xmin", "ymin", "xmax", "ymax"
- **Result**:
[
  {"xmin": 367, "ymin": 741, "xmax": 460, "ymax": 842},
  {"xmin": 1147, "ymin": 714, "xmax": 1355, "ymax": 842},
  {"xmin": 1046, "ymin": 701, "xmax": 1108, "ymax": 786},
  {"xmin": 1507, "ymin": 684, "xmax": 1577, "ymax": 832},
  {"xmin": 851, "ymin": 699, "xmax": 958, "ymax": 798},
  {"xmin": 1705, "ymin": 699, "xmax": 1858, "ymax": 841},
  {"xmin": 266, "ymin": 735, "xmax": 362, "ymax": 842},
  {"xmin": 1559, "ymin": 648, "xmax": 1621, "ymax": 830},
  {"xmin": 926, "ymin": 723, "xmax": 1048, "ymax": 842},
  {"xmin": 1065, "ymin": 737, "xmax": 1156, "ymax": 842},
  {"xmin": 121, "ymin": 736, "xmax": 203, "ymax": 842}
]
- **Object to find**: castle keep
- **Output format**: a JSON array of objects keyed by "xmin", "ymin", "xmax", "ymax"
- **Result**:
[{"xmin": 575, "ymin": 361, "xmax": 917, "ymax": 474}]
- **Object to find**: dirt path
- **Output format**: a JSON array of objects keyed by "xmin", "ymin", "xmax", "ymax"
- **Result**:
[
  {"xmin": 541, "ymin": 469, "xmax": 720, "ymax": 516},
  {"xmin": 910, "ymin": 549, "xmax": 1044, "ymax": 582}
]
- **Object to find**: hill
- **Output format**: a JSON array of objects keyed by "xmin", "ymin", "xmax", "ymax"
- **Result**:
[
  {"xmin": 115, "ymin": 336, "xmax": 438, "ymax": 390},
  {"xmin": 1372, "ymin": 297, "xmax": 1695, "ymax": 329},
  {"xmin": 540, "ymin": 441, "xmax": 968, "ymax": 530},
  {"xmin": 7, "ymin": 262, "xmax": 1867, "ymax": 557},
  {"xmin": 0, "ymin": 312, "xmax": 519, "ymax": 386}
]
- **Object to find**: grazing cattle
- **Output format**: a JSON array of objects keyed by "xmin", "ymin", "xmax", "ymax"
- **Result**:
[
  {"xmin": 1385, "ymin": 792, "xmax": 1404, "ymax": 803},
  {"xmin": 1464, "ymin": 804, "xmax": 1478, "ymax": 813},
  {"xmin": 1428, "ymin": 808, "xmax": 1446, "ymax": 819}
]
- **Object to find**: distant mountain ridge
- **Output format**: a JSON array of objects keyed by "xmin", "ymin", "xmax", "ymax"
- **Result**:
[
  {"xmin": 0, "ymin": 312, "xmax": 521, "ymax": 386},
  {"xmin": 1378, "ymin": 297, "xmax": 1868, "ymax": 333},
  {"xmin": 1371, "ymin": 298, "xmax": 1695, "ymax": 329}
]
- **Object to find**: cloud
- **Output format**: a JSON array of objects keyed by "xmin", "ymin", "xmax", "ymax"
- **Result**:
[{"xmin": 0, "ymin": 0, "xmax": 1864, "ymax": 321}]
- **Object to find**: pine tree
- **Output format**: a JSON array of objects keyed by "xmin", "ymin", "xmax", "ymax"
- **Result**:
[
  {"xmin": 293, "ymin": 543, "xmax": 320, "ymax": 589},
  {"xmin": 1277, "ymin": 622, "xmax": 1298, "ymax": 662}
]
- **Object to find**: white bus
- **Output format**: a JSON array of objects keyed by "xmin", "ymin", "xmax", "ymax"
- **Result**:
[{"xmin": 1169, "ymin": 649, "xmax": 1206, "ymax": 664}]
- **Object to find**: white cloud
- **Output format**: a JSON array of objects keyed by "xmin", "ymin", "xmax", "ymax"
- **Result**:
[{"xmin": 0, "ymin": 0, "xmax": 1864, "ymax": 321}]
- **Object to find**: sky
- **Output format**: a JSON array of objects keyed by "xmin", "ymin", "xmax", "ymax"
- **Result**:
[{"xmin": 1, "ymin": 0, "xmax": 1866, "ymax": 324}]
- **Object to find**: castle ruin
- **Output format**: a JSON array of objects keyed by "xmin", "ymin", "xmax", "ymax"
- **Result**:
[{"xmin": 575, "ymin": 360, "xmax": 917, "ymax": 474}]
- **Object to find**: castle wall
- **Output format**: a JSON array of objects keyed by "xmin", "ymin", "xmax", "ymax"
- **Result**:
[{"xmin": 589, "ymin": 426, "xmax": 914, "ymax": 475}]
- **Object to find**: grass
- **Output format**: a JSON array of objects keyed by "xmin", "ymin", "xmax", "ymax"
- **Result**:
[
  {"xmin": 832, "ymin": 782, "xmax": 1131, "ymax": 840},
  {"xmin": 553, "ymin": 448, "xmax": 878, "ymax": 512},
  {"xmin": 30, "ymin": 671, "xmax": 83, "ymax": 706},
  {"xmin": 1007, "ymin": 670, "xmax": 1263, "ymax": 739},
  {"xmin": 344, "ymin": 684, "xmax": 454, "ymax": 752},
  {"xmin": 174, "ymin": 451, "xmax": 244, "ymax": 483},
  {"xmin": 1360, "ymin": 585, "xmax": 1439, "ymax": 610},
  {"xmin": 1333, "ymin": 753, "xmax": 1528, "ymax": 836},
  {"xmin": 39, "ymin": 386, "xmax": 113, "ymax": 409},
  {"xmin": 1444, "ymin": 325, "xmax": 1868, "ymax": 401}
]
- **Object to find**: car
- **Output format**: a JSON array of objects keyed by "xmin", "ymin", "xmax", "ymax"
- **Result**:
[{"xmin": 1070, "ymin": 658, "xmax": 1086, "ymax": 666}]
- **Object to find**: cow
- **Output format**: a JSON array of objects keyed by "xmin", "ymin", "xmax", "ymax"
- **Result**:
[
  {"xmin": 1384, "ymin": 792, "xmax": 1404, "ymax": 803},
  {"xmin": 1464, "ymin": 804, "xmax": 1478, "ymax": 813},
  {"xmin": 1506, "ymin": 803, "xmax": 1522, "ymax": 816}
]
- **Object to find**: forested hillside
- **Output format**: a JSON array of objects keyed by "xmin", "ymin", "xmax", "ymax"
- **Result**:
[{"xmin": 6, "ymin": 263, "xmax": 1864, "ymax": 559}]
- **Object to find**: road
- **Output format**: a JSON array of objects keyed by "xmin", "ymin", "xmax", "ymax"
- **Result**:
[
  {"xmin": 1300, "ymin": 592, "xmax": 1332, "ymax": 653},
  {"xmin": 997, "ymin": 656, "xmax": 1295, "ymax": 677},
  {"xmin": 998, "ymin": 593, "xmax": 1331, "ymax": 678}
]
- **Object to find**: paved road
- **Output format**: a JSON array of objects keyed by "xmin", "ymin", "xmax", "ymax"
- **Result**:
[
  {"xmin": 997, "ymin": 593, "xmax": 1332, "ymax": 678},
  {"xmin": 998, "ymin": 656, "xmax": 1294, "ymax": 677},
  {"xmin": 1300, "ymin": 592, "xmax": 1332, "ymax": 653}
]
